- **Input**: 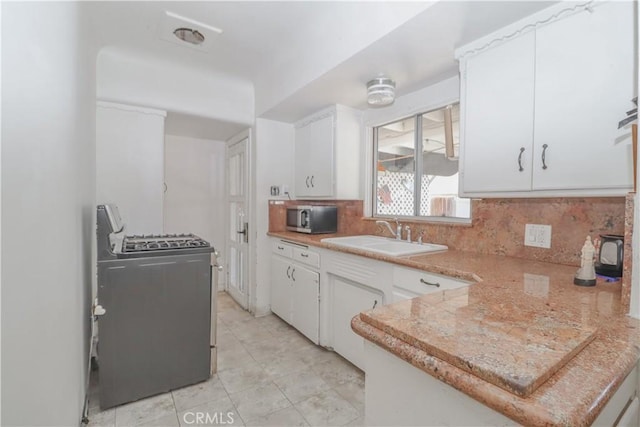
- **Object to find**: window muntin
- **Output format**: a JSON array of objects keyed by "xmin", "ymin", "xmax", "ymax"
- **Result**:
[{"xmin": 374, "ymin": 103, "xmax": 471, "ymax": 220}]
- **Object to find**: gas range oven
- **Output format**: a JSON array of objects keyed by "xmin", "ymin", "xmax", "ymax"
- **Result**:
[{"xmin": 96, "ymin": 204, "xmax": 218, "ymax": 409}]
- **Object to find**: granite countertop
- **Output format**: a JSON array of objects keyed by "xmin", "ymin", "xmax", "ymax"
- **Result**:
[{"xmin": 268, "ymin": 231, "xmax": 640, "ymax": 426}]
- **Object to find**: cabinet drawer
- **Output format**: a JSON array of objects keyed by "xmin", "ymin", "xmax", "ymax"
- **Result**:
[
  {"xmin": 292, "ymin": 247, "xmax": 320, "ymax": 268},
  {"xmin": 392, "ymin": 266, "xmax": 470, "ymax": 301},
  {"xmin": 272, "ymin": 241, "xmax": 293, "ymax": 258}
]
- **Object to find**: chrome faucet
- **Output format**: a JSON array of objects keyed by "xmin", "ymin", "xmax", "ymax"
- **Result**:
[
  {"xmin": 376, "ymin": 219, "xmax": 402, "ymax": 239},
  {"xmin": 394, "ymin": 218, "xmax": 402, "ymax": 240}
]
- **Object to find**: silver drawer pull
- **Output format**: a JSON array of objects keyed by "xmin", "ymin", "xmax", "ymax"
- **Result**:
[
  {"xmin": 277, "ymin": 246, "xmax": 284, "ymax": 250},
  {"xmin": 291, "ymin": 268, "xmax": 296, "ymax": 281},
  {"xmin": 286, "ymin": 266, "xmax": 291, "ymax": 279},
  {"xmin": 420, "ymin": 278, "xmax": 440, "ymax": 287},
  {"xmin": 372, "ymin": 300, "xmax": 378, "ymax": 309},
  {"xmin": 301, "ymin": 253, "xmax": 309, "ymax": 258}
]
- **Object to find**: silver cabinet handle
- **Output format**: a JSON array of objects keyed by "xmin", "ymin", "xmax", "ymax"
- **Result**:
[
  {"xmin": 286, "ymin": 266, "xmax": 291, "ymax": 279},
  {"xmin": 372, "ymin": 300, "xmax": 378, "ymax": 309},
  {"xmin": 518, "ymin": 147, "xmax": 525, "ymax": 172},
  {"xmin": 420, "ymin": 278, "xmax": 440, "ymax": 287},
  {"xmin": 305, "ymin": 176, "xmax": 310, "ymax": 188},
  {"xmin": 291, "ymin": 268, "xmax": 296, "ymax": 281},
  {"xmin": 277, "ymin": 245, "xmax": 284, "ymax": 250},
  {"xmin": 310, "ymin": 176, "xmax": 315, "ymax": 188},
  {"xmin": 542, "ymin": 144, "xmax": 548, "ymax": 170},
  {"xmin": 301, "ymin": 253, "xmax": 309, "ymax": 258}
]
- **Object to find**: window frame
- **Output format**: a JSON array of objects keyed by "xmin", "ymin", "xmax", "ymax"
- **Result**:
[{"xmin": 370, "ymin": 102, "xmax": 471, "ymax": 224}]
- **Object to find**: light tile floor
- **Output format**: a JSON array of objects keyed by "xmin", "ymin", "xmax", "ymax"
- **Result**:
[{"xmin": 87, "ymin": 292, "xmax": 365, "ymax": 427}]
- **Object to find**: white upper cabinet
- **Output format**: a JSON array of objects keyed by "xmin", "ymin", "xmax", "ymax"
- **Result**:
[
  {"xmin": 461, "ymin": 31, "xmax": 536, "ymax": 193},
  {"xmin": 294, "ymin": 105, "xmax": 362, "ymax": 199},
  {"xmin": 458, "ymin": 1, "xmax": 635, "ymax": 198},
  {"xmin": 532, "ymin": 1, "xmax": 634, "ymax": 191},
  {"xmin": 295, "ymin": 114, "xmax": 334, "ymax": 197}
]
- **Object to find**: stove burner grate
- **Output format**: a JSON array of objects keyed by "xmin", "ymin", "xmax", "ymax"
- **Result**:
[{"xmin": 122, "ymin": 233, "xmax": 210, "ymax": 253}]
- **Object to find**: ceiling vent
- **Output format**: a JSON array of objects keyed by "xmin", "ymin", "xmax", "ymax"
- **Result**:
[
  {"xmin": 160, "ymin": 11, "xmax": 223, "ymax": 52},
  {"xmin": 367, "ymin": 77, "xmax": 396, "ymax": 107},
  {"xmin": 173, "ymin": 28, "xmax": 205, "ymax": 45}
]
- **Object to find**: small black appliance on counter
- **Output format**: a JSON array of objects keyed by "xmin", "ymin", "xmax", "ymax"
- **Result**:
[{"xmin": 595, "ymin": 234, "xmax": 624, "ymax": 278}]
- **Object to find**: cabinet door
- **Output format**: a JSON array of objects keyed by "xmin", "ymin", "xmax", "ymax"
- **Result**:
[
  {"xmin": 294, "ymin": 123, "xmax": 314, "ymax": 197},
  {"xmin": 307, "ymin": 115, "xmax": 334, "ymax": 197},
  {"xmin": 270, "ymin": 255, "xmax": 292, "ymax": 323},
  {"xmin": 461, "ymin": 31, "xmax": 535, "ymax": 194},
  {"xmin": 331, "ymin": 275, "xmax": 383, "ymax": 370},
  {"xmin": 291, "ymin": 264, "xmax": 320, "ymax": 344},
  {"xmin": 294, "ymin": 115, "xmax": 335, "ymax": 198},
  {"xmin": 533, "ymin": 2, "xmax": 634, "ymax": 191}
]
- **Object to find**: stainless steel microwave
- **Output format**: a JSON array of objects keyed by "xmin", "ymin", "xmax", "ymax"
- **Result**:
[{"xmin": 286, "ymin": 205, "xmax": 337, "ymax": 234}]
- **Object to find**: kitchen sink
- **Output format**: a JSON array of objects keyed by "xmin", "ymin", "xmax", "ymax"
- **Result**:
[{"xmin": 321, "ymin": 235, "xmax": 448, "ymax": 257}]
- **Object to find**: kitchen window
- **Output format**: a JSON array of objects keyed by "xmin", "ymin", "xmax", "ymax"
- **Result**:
[{"xmin": 373, "ymin": 103, "xmax": 471, "ymax": 221}]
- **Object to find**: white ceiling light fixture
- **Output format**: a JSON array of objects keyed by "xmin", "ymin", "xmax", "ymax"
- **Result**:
[
  {"xmin": 173, "ymin": 28, "xmax": 205, "ymax": 45},
  {"xmin": 367, "ymin": 76, "xmax": 396, "ymax": 107}
]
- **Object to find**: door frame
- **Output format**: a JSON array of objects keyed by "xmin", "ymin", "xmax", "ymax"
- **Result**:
[{"xmin": 225, "ymin": 129, "xmax": 255, "ymax": 313}]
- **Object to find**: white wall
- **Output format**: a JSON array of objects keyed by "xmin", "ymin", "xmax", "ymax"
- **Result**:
[
  {"xmin": 1, "ymin": 2, "xmax": 96, "ymax": 425},
  {"xmin": 254, "ymin": 119, "xmax": 295, "ymax": 316},
  {"xmin": 164, "ymin": 135, "xmax": 227, "ymax": 287},
  {"xmin": 97, "ymin": 46, "xmax": 254, "ymax": 130},
  {"xmin": 631, "ymin": 0, "xmax": 640, "ymax": 319},
  {"xmin": 96, "ymin": 102, "xmax": 166, "ymax": 234}
]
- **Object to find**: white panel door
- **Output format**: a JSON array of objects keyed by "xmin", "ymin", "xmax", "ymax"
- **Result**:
[
  {"xmin": 533, "ymin": 1, "xmax": 634, "ymax": 191},
  {"xmin": 291, "ymin": 264, "xmax": 320, "ymax": 344},
  {"xmin": 461, "ymin": 32, "xmax": 535, "ymax": 194},
  {"xmin": 226, "ymin": 138, "xmax": 249, "ymax": 309}
]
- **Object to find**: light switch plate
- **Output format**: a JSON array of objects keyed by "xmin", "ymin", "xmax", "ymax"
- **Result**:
[{"xmin": 525, "ymin": 224, "xmax": 552, "ymax": 249}]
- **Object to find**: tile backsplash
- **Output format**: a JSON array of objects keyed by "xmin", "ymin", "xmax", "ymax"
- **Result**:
[
  {"xmin": 394, "ymin": 197, "xmax": 625, "ymax": 267},
  {"xmin": 268, "ymin": 200, "xmax": 371, "ymax": 235},
  {"xmin": 269, "ymin": 197, "xmax": 626, "ymax": 267}
]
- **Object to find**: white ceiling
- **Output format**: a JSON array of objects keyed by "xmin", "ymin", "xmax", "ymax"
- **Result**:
[
  {"xmin": 89, "ymin": 1, "xmax": 555, "ymax": 129},
  {"xmin": 262, "ymin": 1, "xmax": 557, "ymax": 122}
]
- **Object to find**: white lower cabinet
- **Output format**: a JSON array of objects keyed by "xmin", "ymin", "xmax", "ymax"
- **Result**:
[
  {"xmin": 291, "ymin": 265, "xmax": 320, "ymax": 344},
  {"xmin": 365, "ymin": 341, "xmax": 639, "ymax": 427},
  {"xmin": 392, "ymin": 266, "xmax": 471, "ymax": 302},
  {"xmin": 270, "ymin": 255, "xmax": 293, "ymax": 322},
  {"xmin": 270, "ymin": 241, "xmax": 320, "ymax": 344}
]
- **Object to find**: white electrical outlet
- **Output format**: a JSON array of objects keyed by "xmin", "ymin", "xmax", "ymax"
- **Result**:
[{"xmin": 524, "ymin": 224, "xmax": 552, "ymax": 249}]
